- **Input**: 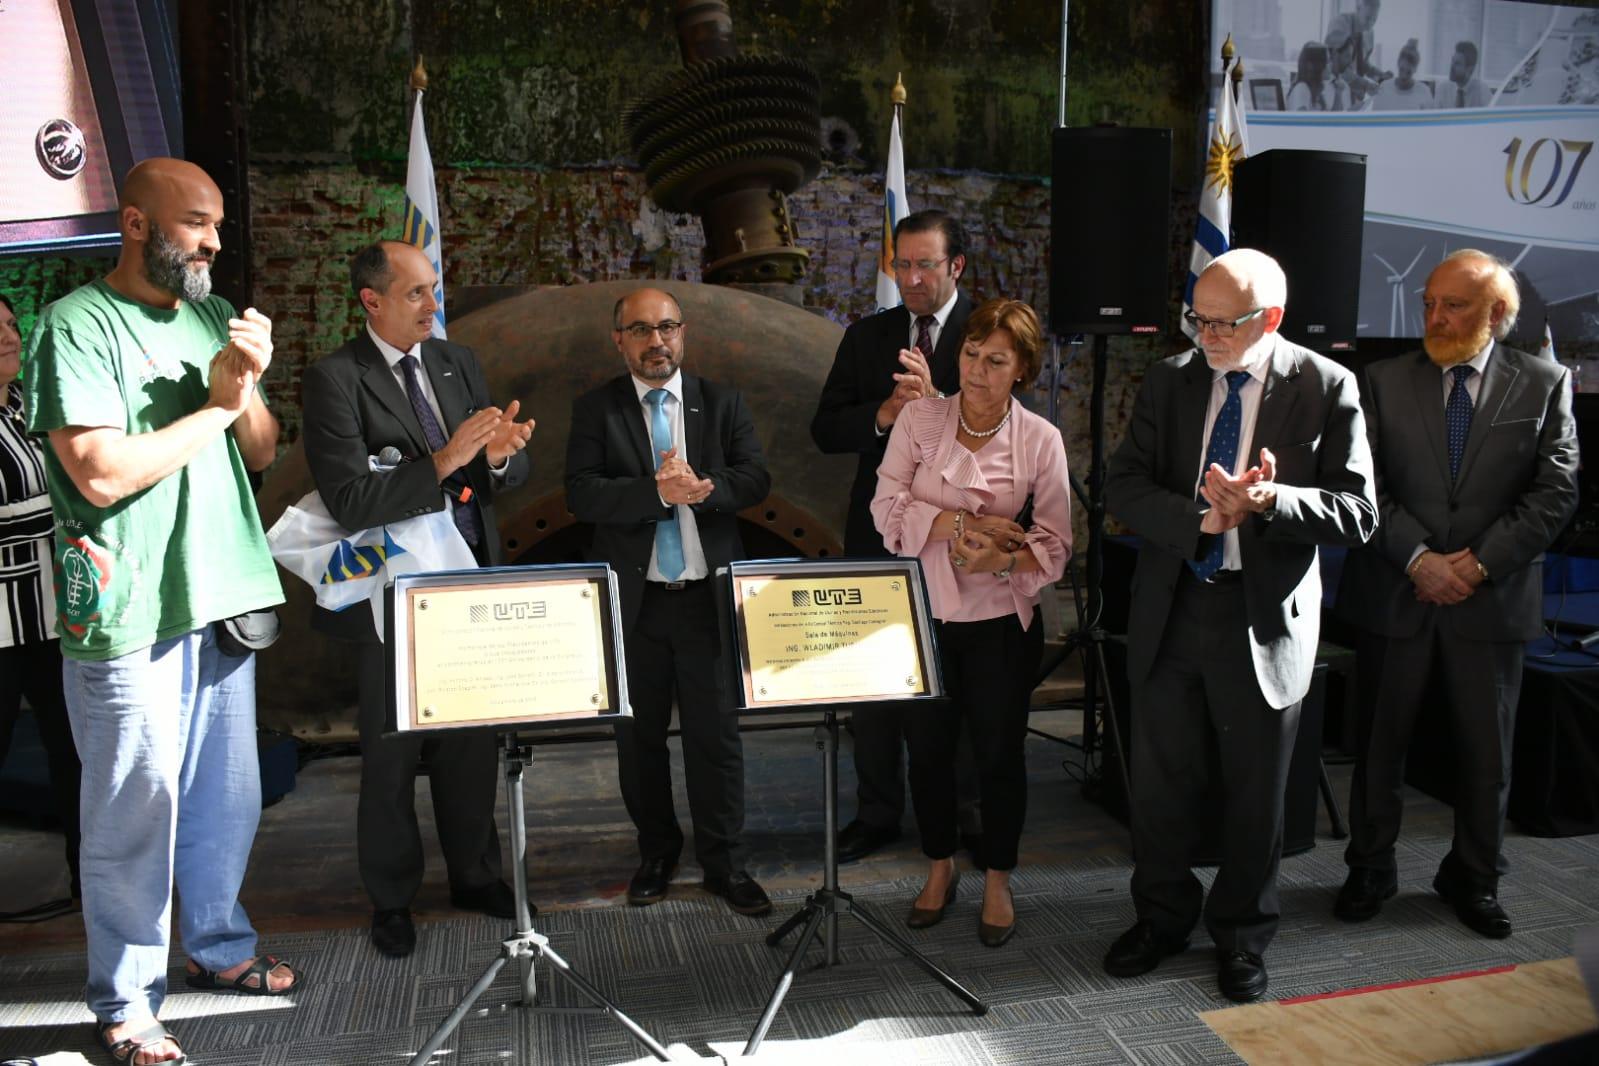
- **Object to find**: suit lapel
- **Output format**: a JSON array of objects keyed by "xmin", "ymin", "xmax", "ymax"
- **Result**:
[
  {"xmin": 355, "ymin": 333, "xmax": 429, "ymax": 456},
  {"xmin": 1246, "ymin": 335, "xmax": 1302, "ymax": 462},
  {"xmin": 1176, "ymin": 353, "xmax": 1213, "ymax": 493},
  {"xmin": 682, "ymin": 374, "xmax": 705, "ymax": 470},
  {"xmin": 1455, "ymin": 344, "xmax": 1518, "ymax": 489},
  {"xmin": 614, "ymin": 376, "xmax": 654, "ymax": 473},
  {"xmin": 1408, "ymin": 353, "xmax": 1452, "ymax": 488}
]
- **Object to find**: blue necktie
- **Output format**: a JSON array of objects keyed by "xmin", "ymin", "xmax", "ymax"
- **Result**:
[
  {"xmin": 399, "ymin": 355, "xmax": 483, "ymax": 547},
  {"xmin": 1446, "ymin": 364, "xmax": 1475, "ymax": 481},
  {"xmin": 644, "ymin": 389, "xmax": 685, "ymax": 581},
  {"xmin": 1190, "ymin": 370, "xmax": 1252, "ymax": 581}
]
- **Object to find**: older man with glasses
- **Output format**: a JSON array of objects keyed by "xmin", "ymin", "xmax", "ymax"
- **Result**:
[
  {"xmin": 1103, "ymin": 249, "xmax": 1378, "ymax": 1003},
  {"xmin": 565, "ymin": 287, "xmax": 774, "ymax": 916}
]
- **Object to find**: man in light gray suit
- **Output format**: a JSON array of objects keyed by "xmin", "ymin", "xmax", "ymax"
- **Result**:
[
  {"xmin": 1103, "ymin": 249, "xmax": 1378, "ymax": 1003},
  {"xmin": 1334, "ymin": 250, "xmax": 1577, "ymax": 938}
]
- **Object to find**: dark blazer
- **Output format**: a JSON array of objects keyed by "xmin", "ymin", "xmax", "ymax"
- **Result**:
[
  {"xmin": 1106, "ymin": 334, "xmax": 1378, "ymax": 709},
  {"xmin": 301, "ymin": 331, "xmax": 530, "ymax": 641},
  {"xmin": 1335, "ymin": 344, "xmax": 1577, "ymax": 642},
  {"xmin": 810, "ymin": 294, "xmax": 972, "ymax": 555},
  {"xmin": 565, "ymin": 372, "xmax": 771, "ymax": 629}
]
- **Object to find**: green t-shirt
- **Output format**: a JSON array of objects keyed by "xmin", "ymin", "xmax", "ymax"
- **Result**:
[{"xmin": 23, "ymin": 280, "xmax": 283, "ymax": 661}]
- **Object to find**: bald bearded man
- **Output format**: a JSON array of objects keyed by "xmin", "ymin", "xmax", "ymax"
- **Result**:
[{"xmin": 24, "ymin": 158, "xmax": 295, "ymax": 1065}]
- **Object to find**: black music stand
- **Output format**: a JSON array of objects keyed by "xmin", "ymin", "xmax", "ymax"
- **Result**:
[
  {"xmin": 716, "ymin": 559, "xmax": 988, "ymax": 1056},
  {"xmin": 386, "ymin": 564, "xmax": 671, "ymax": 1066}
]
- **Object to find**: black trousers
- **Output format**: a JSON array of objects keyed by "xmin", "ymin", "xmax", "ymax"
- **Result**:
[
  {"xmin": 1129, "ymin": 573, "xmax": 1300, "ymax": 955},
  {"xmin": 1345, "ymin": 622, "xmax": 1521, "ymax": 892},
  {"xmin": 906, "ymin": 610, "xmax": 1043, "ymax": 872},
  {"xmin": 355, "ymin": 641, "xmax": 503, "ymax": 911},
  {"xmin": 851, "ymin": 682, "xmax": 983, "ymax": 833},
  {"xmin": 616, "ymin": 580, "xmax": 745, "ymax": 878},
  {"xmin": 0, "ymin": 639, "xmax": 80, "ymax": 893}
]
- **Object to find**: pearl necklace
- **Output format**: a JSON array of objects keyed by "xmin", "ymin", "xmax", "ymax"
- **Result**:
[{"xmin": 958, "ymin": 399, "xmax": 1012, "ymax": 438}]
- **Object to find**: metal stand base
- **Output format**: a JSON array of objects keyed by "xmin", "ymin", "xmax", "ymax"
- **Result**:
[
  {"xmin": 744, "ymin": 712, "xmax": 988, "ymax": 1056},
  {"xmin": 409, "ymin": 736, "xmax": 671, "ymax": 1066}
]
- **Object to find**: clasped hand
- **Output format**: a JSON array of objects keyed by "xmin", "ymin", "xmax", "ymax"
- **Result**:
[
  {"xmin": 1410, "ymin": 548, "xmax": 1484, "ymax": 606},
  {"xmin": 656, "ymin": 447, "xmax": 714, "ymax": 506},
  {"xmin": 950, "ymin": 525, "xmax": 1015, "ymax": 574},
  {"xmin": 1198, "ymin": 447, "xmax": 1278, "ymax": 534},
  {"xmin": 432, "ymin": 401, "xmax": 535, "ymax": 481},
  {"xmin": 207, "ymin": 307, "xmax": 273, "ymax": 415},
  {"xmin": 876, "ymin": 346, "xmax": 937, "ymax": 429}
]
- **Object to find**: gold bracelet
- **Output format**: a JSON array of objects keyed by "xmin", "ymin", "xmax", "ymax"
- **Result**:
[
  {"xmin": 953, "ymin": 509, "xmax": 965, "ymax": 540},
  {"xmin": 1475, "ymin": 560, "xmax": 1489, "ymax": 582},
  {"xmin": 1406, "ymin": 550, "xmax": 1429, "ymax": 577}
]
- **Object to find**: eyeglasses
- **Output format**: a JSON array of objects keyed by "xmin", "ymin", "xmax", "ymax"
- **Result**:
[
  {"xmin": 620, "ymin": 320, "xmax": 682, "ymax": 340},
  {"xmin": 1182, "ymin": 307, "xmax": 1266, "ymax": 337},
  {"xmin": 890, "ymin": 256, "xmax": 951, "ymax": 274}
]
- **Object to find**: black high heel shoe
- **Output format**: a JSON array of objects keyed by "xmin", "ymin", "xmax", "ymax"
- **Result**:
[
  {"xmin": 906, "ymin": 870, "xmax": 960, "ymax": 929},
  {"xmin": 978, "ymin": 883, "xmax": 1016, "ymax": 947}
]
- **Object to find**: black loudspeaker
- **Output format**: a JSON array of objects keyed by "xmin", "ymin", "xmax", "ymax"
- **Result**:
[
  {"xmin": 1231, "ymin": 149, "xmax": 1367, "ymax": 353},
  {"xmin": 1050, "ymin": 126, "xmax": 1173, "ymax": 336}
]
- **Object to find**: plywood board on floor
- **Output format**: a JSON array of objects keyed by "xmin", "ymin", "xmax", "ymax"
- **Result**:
[{"xmin": 1201, "ymin": 958, "xmax": 1597, "ymax": 1066}]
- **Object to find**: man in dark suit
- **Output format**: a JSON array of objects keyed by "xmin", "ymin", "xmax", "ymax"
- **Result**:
[
  {"xmin": 1103, "ymin": 249, "xmax": 1378, "ymax": 1002},
  {"xmin": 565, "ymin": 287, "xmax": 773, "ymax": 916},
  {"xmin": 1334, "ymin": 250, "xmax": 1577, "ymax": 938},
  {"xmin": 811, "ymin": 209, "xmax": 977, "ymax": 863},
  {"xmin": 301, "ymin": 240, "xmax": 533, "ymax": 957}
]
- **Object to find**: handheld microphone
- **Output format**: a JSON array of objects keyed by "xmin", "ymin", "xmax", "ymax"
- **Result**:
[{"xmin": 377, "ymin": 445, "xmax": 404, "ymax": 467}]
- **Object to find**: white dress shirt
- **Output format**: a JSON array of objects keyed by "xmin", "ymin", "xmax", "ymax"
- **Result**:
[
  {"xmin": 1194, "ymin": 355, "xmax": 1270, "ymax": 573},
  {"xmin": 905, "ymin": 286, "xmax": 961, "ymax": 353},
  {"xmin": 368, "ymin": 323, "xmax": 509, "ymax": 477},
  {"xmin": 631, "ymin": 370, "xmax": 708, "ymax": 582}
]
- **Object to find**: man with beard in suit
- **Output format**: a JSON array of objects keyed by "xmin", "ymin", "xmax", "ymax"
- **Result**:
[
  {"xmin": 565, "ymin": 287, "xmax": 773, "ymax": 916},
  {"xmin": 1334, "ymin": 250, "xmax": 1577, "ymax": 938},
  {"xmin": 811, "ymin": 209, "xmax": 983, "ymax": 864}
]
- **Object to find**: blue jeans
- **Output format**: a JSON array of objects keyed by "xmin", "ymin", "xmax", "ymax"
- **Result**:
[{"xmin": 63, "ymin": 625, "xmax": 262, "ymax": 1024}]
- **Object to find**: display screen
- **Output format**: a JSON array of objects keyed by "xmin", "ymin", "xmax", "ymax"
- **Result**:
[{"xmin": 0, "ymin": 0, "xmax": 181, "ymax": 255}]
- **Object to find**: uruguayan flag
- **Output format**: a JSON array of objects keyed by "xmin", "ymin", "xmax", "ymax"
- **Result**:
[
  {"xmin": 875, "ymin": 106, "xmax": 911, "ymax": 313},
  {"xmin": 1183, "ymin": 57, "xmax": 1250, "ymax": 341},
  {"xmin": 404, "ymin": 86, "xmax": 447, "ymax": 339}
]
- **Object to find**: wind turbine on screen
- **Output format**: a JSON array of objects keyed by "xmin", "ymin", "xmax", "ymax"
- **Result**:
[{"xmin": 1375, "ymin": 246, "xmax": 1427, "ymax": 336}]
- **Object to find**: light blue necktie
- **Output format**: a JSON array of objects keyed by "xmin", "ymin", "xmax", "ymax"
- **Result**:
[
  {"xmin": 1446, "ymin": 365, "xmax": 1474, "ymax": 482},
  {"xmin": 1190, "ymin": 370, "xmax": 1252, "ymax": 581},
  {"xmin": 644, "ymin": 388, "xmax": 685, "ymax": 580}
]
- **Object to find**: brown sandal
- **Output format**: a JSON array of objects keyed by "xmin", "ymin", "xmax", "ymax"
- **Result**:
[{"xmin": 96, "ymin": 1019, "xmax": 187, "ymax": 1065}]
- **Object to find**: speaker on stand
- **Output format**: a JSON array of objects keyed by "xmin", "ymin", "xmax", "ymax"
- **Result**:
[{"xmin": 1040, "ymin": 126, "xmax": 1172, "ymax": 809}]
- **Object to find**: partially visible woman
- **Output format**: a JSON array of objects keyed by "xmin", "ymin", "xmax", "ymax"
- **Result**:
[
  {"xmin": 0, "ymin": 292, "xmax": 81, "ymax": 901},
  {"xmin": 1286, "ymin": 41, "xmax": 1343, "ymax": 112},
  {"xmin": 871, "ymin": 297, "xmax": 1071, "ymax": 947}
]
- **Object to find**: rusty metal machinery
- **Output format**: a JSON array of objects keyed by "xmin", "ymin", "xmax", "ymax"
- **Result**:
[
  {"xmin": 255, "ymin": 281, "xmax": 852, "ymax": 731},
  {"xmin": 623, "ymin": 0, "xmax": 822, "ymax": 286}
]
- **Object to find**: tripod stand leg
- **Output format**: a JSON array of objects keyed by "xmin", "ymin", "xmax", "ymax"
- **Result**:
[
  {"xmin": 537, "ymin": 943, "xmax": 673, "ymax": 1061},
  {"xmin": 1318, "ymin": 758, "xmax": 1349, "ymax": 839},
  {"xmin": 409, "ymin": 954, "xmax": 510, "ymax": 1066},
  {"xmin": 765, "ymin": 900, "xmax": 812, "ymax": 947},
  {"xmin": 1093, "ymin": 640, "xmax": 1134, "ymax": 812},
  {"xmin": 849, "ymin": 904, "xmax": 988, "ymax": 1015},
  {"xmin": 745, "ymin": 904, "xmax": 828, "ymax": 1056}
]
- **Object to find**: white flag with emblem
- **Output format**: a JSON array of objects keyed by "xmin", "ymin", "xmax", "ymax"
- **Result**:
[
  {"xmin": 403, "ymin": 87, "xmax": 447, "ymax": 339},
  {"xmin": 875, "ymin": 108, "xmax": 911, "ymax": 313},
  {"xmin": 1184, "ymin": 58, "xmax": 1251, "ymax": 341}
]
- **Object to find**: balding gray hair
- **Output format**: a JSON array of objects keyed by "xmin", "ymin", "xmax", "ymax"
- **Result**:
[
  {"xmin": 1439, "ymin": 248, "xmax": 1521, "ymax": 339},
  {"xmin": 1204, "ymin": 248, "xmax": 1289, "ymax": 310}
]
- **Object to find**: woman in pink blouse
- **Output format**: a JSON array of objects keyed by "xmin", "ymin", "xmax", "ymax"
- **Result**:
[{"xmin": 870, "ymin": 298, "xmax": 1071, "ymax": 946}]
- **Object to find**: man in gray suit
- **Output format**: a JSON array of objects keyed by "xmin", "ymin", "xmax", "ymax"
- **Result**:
[
  {"xmin": 301, "ymin": 240, "xmax": 534, "ymax": 957},
  {"xmin": 1334, "ymin": 250, "xmax": 1577, "ymax": 938},
  {"xmin": 1103, "ymin": 249, "xmax": 1377, "ymax": 1002}
]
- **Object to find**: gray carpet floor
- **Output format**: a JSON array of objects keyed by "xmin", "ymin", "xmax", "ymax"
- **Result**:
[{"xmin": 3, "ymin": 826, "xmax": 1598, "ymax": 1065}]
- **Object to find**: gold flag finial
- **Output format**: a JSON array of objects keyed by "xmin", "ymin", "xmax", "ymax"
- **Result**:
[
  {"xmin": 891, "ymin": 72, "xmax": 907, "ymax": 107},
  {"xmin": 1232, "ymin": 57, "xmax": 1246, "ymax": 84},
  {"xmin": 1221, "ymin": 33, "xmax": 1236, "ymax": 66},
  {"xmin": 410, "ymin": 55, "xmax": 429, "ymax": 92}
]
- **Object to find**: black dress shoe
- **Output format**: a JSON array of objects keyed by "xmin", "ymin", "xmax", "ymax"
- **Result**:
[
  {"xmin": 371, "ymin": 908, "xmax": 416, "ymax": 958},
  {"xmin": 906, "ymin": 872, "xmax": 960, "ymax": 929},
  {"xmin": 1103, "ymin": 921, "xmax": 1190, "ymax": 978},
  {"xmin": 977, "ymin": 884, "xmax": 1015, "ymax": 948},
  {"xmin": 450, "ymin": 880, "xmax": 528, "ymax": 920},
  {"xmin": 836, "ymin": 819, "xmax": 900, "ymax": 864},
  {"xmin": 703, "ymin": 870, "xmax": 772, "ymax": 916},
  {"xmin": 1218, "ymin": 950, "xmax": 1268, "ymax": 1003},
  {"xmin": 1334, "ymin": 867, "xmax": 1398, "ymax": 922},
  {"xmin": 1433, "ymin": 872, "xmax": 1512, "ymax": 938},
  {"xmin": 627, "ymin": 857, "xmax": 677, "ymax": 906}
]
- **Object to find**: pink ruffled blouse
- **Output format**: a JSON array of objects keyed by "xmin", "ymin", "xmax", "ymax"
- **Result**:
[{"xmin": 870, "ymin": 396, "xmax": 1073, "ymax": 625}]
